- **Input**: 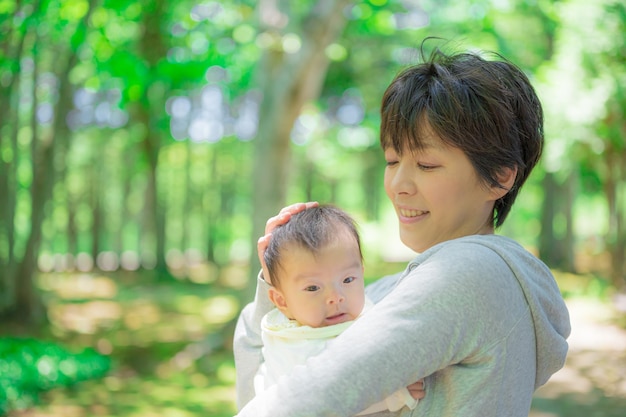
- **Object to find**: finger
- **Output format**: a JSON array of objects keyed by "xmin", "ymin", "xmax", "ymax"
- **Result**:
[
  {"xmin": 407, "ymin": 391, "xmax": 424, "ymax": 400},
  {"xmin": 278, "ymin": 201, "xmax": 319, "ymax": 216},
  {"xmin": 257, "ymin": 234, "xmax": 273, "ymax": 263},
  {"xmin": 265, "ymin": 213, "xmax": 291, "ymax": 234},
  {"xmin": 413, "ymin": 391, "xmax": 426, "ymax": 399},
  {"xmin": 257, "ymin": 234, "xmax": 271, "ymax": 251},
  {"xmin": 265, "ymin": 202, "xmax": 320, "ymax": 234},
  {"xmin": 257, "ymin": 233, "xmax": 273, "ymax": 285},
  {"xmin": 409, "ymin": 382, "xmax": 424, "ymax": 390},
  {"xmin": 278, "ymin": 202, "xmax": 305, "ymax": 215}
]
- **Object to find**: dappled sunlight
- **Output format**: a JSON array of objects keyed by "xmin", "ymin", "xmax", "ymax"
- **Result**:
[
  {"xmin": 218, "ymin": 264, "xmax": 249, "ymax": 289},
  {"xmin": 565, "ymin": 298, "xmax": 626, "ymax": 352},
  {"xmin": 201, "ymin": 295, "xmax": 239, "ymax": 325},
  {"xmin": 531, "ymin": 296, "xmax": 626, "ymax": 416},
  {"xmin": 552, "ymin": 270, "xmax": 614, "ymax": 300},
  {"xmin": 1, "ymin": 0, "xmax": 621, "ymax": 416},
  {"xmin": 552, "ymin": 298, "xmax": 626, "ymax": 397},
  {"xmin": 174, "ymin": 295, "xmax": 204, "ymax": 314},
  {"xmin": 11, "ymin": 269, "xmax": 241, "ymax": 416},
  {"xmin": 12, "ymin": 355, "xmax": 238, "ymax": 417},
  {"xmin": 184, "ymin": 385, "xmax": 237, "ymax": 408},
  {"xmin": 48, "ymin": 301, "xmax": 122, "ymax": 335},
  {"xmin": 188, "ymin": 262, "xmax": 219, "ymax": 284},
  {"xmin": 10, "ymin": 404, "xmax": 87, "ymax": 417},
  {"xmin": 114, "ymin": 321, "xmax": 189, "ymax": 345},
  {"xmin": 38, "ymin": 271, "xmax": 242, "ymax": 346},
  {"xmin": 166, "ymin": 250, "xmax": 221, "ymax": 284},
  {"xmin": 38, "ymin": 274, "xmax": 118, "ymax": 300},
  {"xmin": 535, "ymin": 359, "xmax": 595, "ymax": 398},
  {"xmin": 122, "ymin": 301, "xmax": 162, "ymax": 330},
  {"xmin": 10, "ymin": 267, "xmax": 626, "ymax": 417}
]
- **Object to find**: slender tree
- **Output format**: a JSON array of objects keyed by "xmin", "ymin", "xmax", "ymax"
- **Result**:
[
  {"xmin": 5, "ymin": 0, "xmax": 99, "ymax": 322},
  {"xmin": 136, "ymin": 0, "xmax": 170, "ymax": 278},
  {"xmin": 247, "ymin": 0, "xmax": 355, "ymax": 292}
]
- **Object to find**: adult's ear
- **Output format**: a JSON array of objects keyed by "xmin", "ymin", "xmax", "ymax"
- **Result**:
[
  {"xmin": 491, "ymin": 166, "xmax": 518, "ymax": 200},
  {"xmin": 268, "ymin": 286, "xmax": 289, "ymax": 314}
]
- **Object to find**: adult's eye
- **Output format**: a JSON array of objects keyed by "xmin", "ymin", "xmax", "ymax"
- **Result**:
[{"xmin": 418, "ymin": 163, "xmax": 437, "ymax": 171}]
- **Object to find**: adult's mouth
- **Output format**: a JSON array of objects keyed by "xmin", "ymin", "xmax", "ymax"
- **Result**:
[{"xmin": 399, "ymin": 208, "xmax": 429, "ymax": 218}]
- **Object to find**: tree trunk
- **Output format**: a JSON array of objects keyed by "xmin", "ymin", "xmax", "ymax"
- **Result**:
[
  {"xmin": 143, "ymin": 133, "xmax": 167, "ymax": 275},
  {"xmin": 539, "ymin": 171, "xmax": 559, "ymax": 266},
  {"xmin": 119, "ymin": 148, "xmax": 135, "ymax": 258},
  {"xmin": 247, "ymin": 0, "xmax": 354, "ymax": 297},
  {"xmin": 539, "ymin": 171, "xmax": 577, "ymax": 271},
  {"xmin": 90, "ymin": 148, "xmax": 102, "ymax": 264},
  {"xmin": 0, "ymin": 0, "xmax": 34, "ymax": 315},
  {"xmin": 16, "ymin": 31, "xmax": 48, "ymax": 321},
  {"xmin": 304, "ymin": 158, "xmax": 315, "ymax": 201},
  {"xmin": 363, "ymin": 149, "xmax": 383, "ymax": 221},
  {"xmin": 67, "ymin": 197, "xmax": 78, "ymax": 259},
  {"xmin": 605, "ymin": 141, "xmax": 626, "ymax": 289},
  {"xmin": 11, "ymin": 0, "xmax": 97, "ymax": 323},
  {"xmin": 562, "ymin": 172, "xmax": 576, "ymax": 272},
  {"xmin": 182, "ymin": 140, "xmax": 192, "ymax": 253},
  {"xmin": 138, "ymin": 0, "xmax": 169, "ymax": 278},
  {"xmin": 0, "ymin": 51, "xmax": 21, "ymax": 313},
  {"xmin": 206, "ymin": 147, "xmax": 218, "ymax": 264}
]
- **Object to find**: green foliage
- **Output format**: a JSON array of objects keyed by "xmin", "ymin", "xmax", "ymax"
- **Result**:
[
  {"xmin": 6, "ymin": 270, "xmax": 241, "ymax": 416},
  {"xmin": 1, "ymin": 0, "xmax": 625, "ymax": 321},
  {"xmin": 554, "ymin": 270, "xmax": 615, "ymax": 300},
  {"xmin": 0, "ymin": 337, "xmax": 111, "ymax": 415}
]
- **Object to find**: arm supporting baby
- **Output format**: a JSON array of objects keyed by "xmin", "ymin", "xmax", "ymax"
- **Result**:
[{"xmin": 235, "ymin": 202, "xmax": 425, "ymax": 415}]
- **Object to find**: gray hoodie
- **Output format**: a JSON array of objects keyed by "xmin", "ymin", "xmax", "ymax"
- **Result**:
[{"xmin": 234, "ymin": 234, "xmax": 571, "ymax": 417}]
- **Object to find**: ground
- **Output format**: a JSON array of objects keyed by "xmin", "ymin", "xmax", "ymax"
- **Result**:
[
  {"xmin": 4, "ymin": 270, "xmax": 626, "ymax": 417},
  {"xmin": 530, "ymin": 297, "xmax": 626, "ymax": 416}
]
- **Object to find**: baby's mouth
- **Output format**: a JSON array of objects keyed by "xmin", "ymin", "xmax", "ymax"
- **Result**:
[{"xmin": 326, "ymin": 313, "xmax": 348, "ymax": 324}]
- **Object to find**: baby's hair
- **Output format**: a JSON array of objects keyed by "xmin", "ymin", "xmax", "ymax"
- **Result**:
[
  {"xmin": 264, "ymin": 205, "xmax": 362, "ymax": 288},
  {"xmin": 380, "ymin": 39, "xmax": 544, "ymax": 227}
]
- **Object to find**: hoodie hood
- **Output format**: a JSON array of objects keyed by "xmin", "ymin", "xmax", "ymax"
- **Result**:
[{"xmin": 466, "ymin": 235, "xmax": 571, "ymax": 388}]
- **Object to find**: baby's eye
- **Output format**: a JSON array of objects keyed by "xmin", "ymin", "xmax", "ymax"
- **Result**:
[
  {"xmin": 343, "ymin": 276, "xmax": 356, "ymax": 284},
  {"xmin": 304, "ymin": 285, "xmax": 320, "ymax": 292}
]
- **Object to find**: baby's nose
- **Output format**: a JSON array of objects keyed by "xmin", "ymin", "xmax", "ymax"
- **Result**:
[{"xmin": 327, "ymin": 288, "xmax": 345, "ymax": 304}]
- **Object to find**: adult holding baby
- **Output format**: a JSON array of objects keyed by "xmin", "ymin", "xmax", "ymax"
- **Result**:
[{"xmin": 234, "ymin": 45, "xmax": 570, "ymax": 417}]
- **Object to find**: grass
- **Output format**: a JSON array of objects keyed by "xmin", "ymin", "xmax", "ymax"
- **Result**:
[
  {"xmin": 2, "ymin": 268, "xmax": 243, "ymax": 417},
  {"xmin": 1, "ymin": 264, "xmax": 624, "ymax": 417}
]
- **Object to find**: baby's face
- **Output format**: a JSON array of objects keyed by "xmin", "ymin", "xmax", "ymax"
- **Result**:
[{"xmin": 271, "ymin": 233, "xmax": 365, "ymax": 328}]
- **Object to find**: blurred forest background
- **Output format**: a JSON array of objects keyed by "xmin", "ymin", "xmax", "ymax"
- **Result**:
[{"xmin": 0, "ymin": 0, "xmax": 625, "ymax": 416}]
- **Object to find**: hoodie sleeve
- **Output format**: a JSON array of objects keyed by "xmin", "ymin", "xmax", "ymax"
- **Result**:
[
  {"xmin": 235, "ymin": 243, "xmax": 507, "ymax": 416},
  {"xmin": 233, "ymin": 237, "xmax": 571, "ymax": 417},
  {"xmin": 233, "ymin": 273, "xmax": 274, "ymax": 409}
]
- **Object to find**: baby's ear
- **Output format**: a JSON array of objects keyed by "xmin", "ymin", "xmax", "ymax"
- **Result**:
[{"xmin": 268, "ymin": 286, "xmax": 288, "ymax": 311}]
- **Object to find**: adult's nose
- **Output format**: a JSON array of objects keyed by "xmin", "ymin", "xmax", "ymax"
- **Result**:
[{"xmin": 389, "ymin": 161, "xmax": 417, "ymax": 196}]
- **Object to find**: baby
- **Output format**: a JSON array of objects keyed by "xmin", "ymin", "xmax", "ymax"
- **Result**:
[{"xmin": 254, "ymin": 204, "xmax": 419, "ymax": 414}]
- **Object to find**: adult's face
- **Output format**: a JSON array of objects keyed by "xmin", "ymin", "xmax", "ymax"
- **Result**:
[{"xmin": 383, "ymin": 133, "xmax": 503, "ymax": 253}]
